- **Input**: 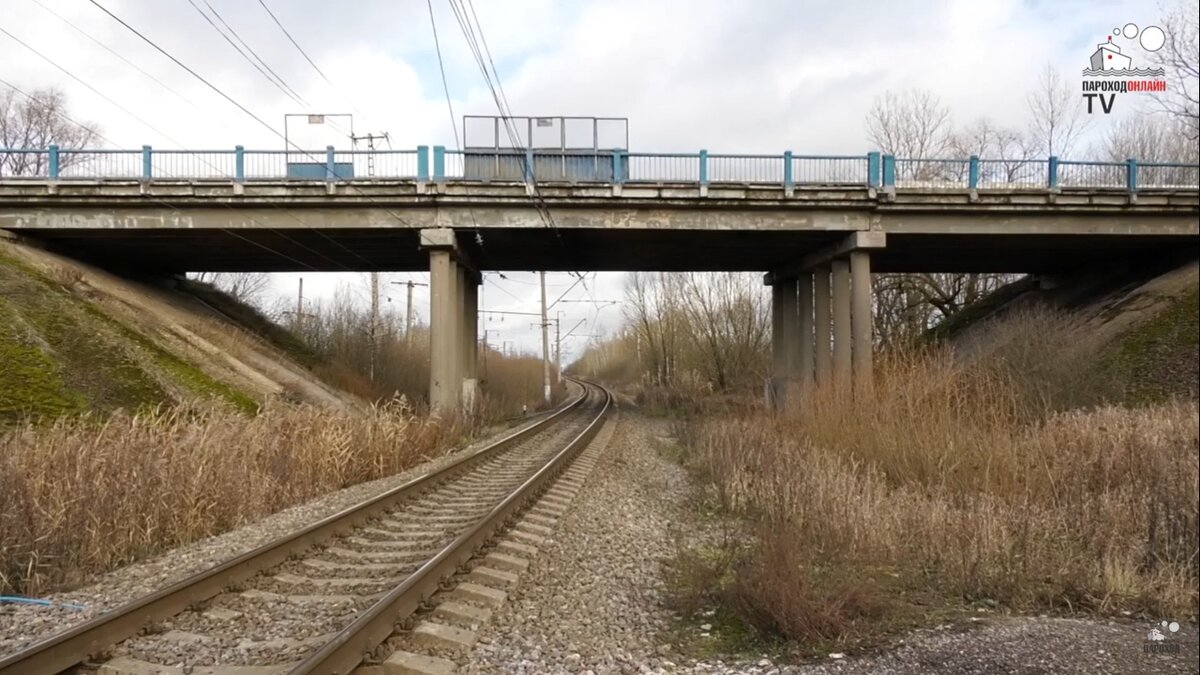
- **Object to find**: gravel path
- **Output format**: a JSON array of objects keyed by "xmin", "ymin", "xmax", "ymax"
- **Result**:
[
  {"xmin": 459, "ymin": 412, "xmax": 1199, "ymax": 675},
  {"xmin": 0, "ymin": 412, "xmax": 553, "ymax": 657},
  {"xmin": 462, "ymin": 414, "xmax": 692, "ymax": 673}
]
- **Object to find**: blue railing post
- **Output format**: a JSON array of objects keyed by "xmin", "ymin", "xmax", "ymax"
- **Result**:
[
  {"xmin": 525, "ymin": 146, "xmax": 534, "ymax": 182},
  {"xmin": 881, "ymin": 154, "xmax": 895, "ymax": 188},
  {"xmin": 325, "ymin": 145, "xmax": 336, "ymax": 181},
  {"xmin": 1048, "ymin": 156, "xmax": 1059, "ymax": 188},
  {"xmin": 968, "ymin": 155, "xmax": 980, "ymax": 189},
  {"xmin": 783, "ymin": 151, "xmax": 794, "ymax": 189},
  {"xmin": 433, "ymin": 145, "xmax": 445, "ymax": 180},
  {"xmin": 611, "ymin": 149, "xmax": 624, "ymax": 184},
  {"xmin": 142, "ymin": 145, "xmax": 152, "ymax": 180},
  {"xmin": 1126, "ymin": 158, "xmax": 1138, "ymax": 192},
  {"xmin": 867, "ymin": 151, "xmax": 880, "ymax": 187},
  {"xmin": 416, "ymin": 145, "xmax": 429, "ymax": 181},
  {"xmin": 48, "ymin": 144, "xmax": 60, "ymax": 180},
  {"xmin": 698, "ymin": 149, "xmax": 708, "ymax": 186},
  {"xmin": 234, "ymin": 145, "xmax": 245, "ymax": 182}
]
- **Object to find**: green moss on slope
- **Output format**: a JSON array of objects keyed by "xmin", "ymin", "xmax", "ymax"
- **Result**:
[
  {"xmin": 0, "ymin": 299, "xmax": 87, "ymax": 420},
  {"xmin": 1105, "ymin": 287, "xmax": 1200, "ymax": 403},
  {"xmin": 0, "ymin": 250, "xmax": 258, "ymax": 423},
  {"xmin": 78, "ymin": 301, "xmax": 259, "ymax": 414}
]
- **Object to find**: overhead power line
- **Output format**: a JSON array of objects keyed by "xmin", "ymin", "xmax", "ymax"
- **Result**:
[
  {"xmin": 184, "ymin": 0, "xmax": 308, "ymax": 108},
  {"xmin": 0, "ymin": 25, "xmax": 182, "ymax": 146},
  {"xmin": 255, "ymin": 0, "xmax": 373, "ymax": 127},
  {"xmin": 87, "ymin": 0, "xmax": 286, "ymax": 143},
  {"xmin": 441, "ymin": 0, "xmax": 576, "ymax": 276},
  {"xmin": 28, "ymin": 0, "xmax": 240, "ymax": 134}
]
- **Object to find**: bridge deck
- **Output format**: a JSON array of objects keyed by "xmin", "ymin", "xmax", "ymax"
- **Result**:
[{"xmin": 0, "ymin": 180, "xmax": 1196, "ymax": 274}]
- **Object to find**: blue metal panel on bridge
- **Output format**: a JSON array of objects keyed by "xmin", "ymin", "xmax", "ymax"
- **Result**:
[
  {"xmin": 462, "ymin": 115, "xmax": 628, "ymax": 182},
  {"xmin": 286, "ymin": 162, "xmax": 354, "ymax": 179},
  {"xmin": 462, "ymin": 150, "xmax": 625, "ymax": 181}
]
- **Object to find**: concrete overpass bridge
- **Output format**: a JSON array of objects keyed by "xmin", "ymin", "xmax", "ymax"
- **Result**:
[{"xmin": 1, "ymin": 144, "xmax": 1197, "ymax": 409}]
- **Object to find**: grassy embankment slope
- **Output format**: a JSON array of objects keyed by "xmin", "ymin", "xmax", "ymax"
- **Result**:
[{"xmin": 0, "ymin": 238, "xmax": 359, "ymax": 424}]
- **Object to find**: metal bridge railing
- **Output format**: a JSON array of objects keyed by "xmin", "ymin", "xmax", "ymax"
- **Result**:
[{"xmin": 1, "ymin": 144, "xmax": 1197, "ymax": 192}]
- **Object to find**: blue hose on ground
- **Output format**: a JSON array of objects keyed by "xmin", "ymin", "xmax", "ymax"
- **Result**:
[{"xmin": 0, "ymin": 596, "xmax": 87, "ymax": 611}]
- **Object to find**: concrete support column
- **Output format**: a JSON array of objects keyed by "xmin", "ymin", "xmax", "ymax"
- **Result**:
[
  {"xmin": 779, "ymin": 276, "xmax": 799, "ymax": 404},
  {"xmin": 780, "ymin": 277, "xmax": 799, "ymax": 371},
  {"xmin": 461, "ymin": 271, "xmax": 479, "ymax": 412},
  {"xmin": 850, "ymin": 250, "xmax": 874, "ymax": 396},
  {"xmin": 428, "ymin": 247, "xmax": 461, "ymax": 412},
  {"xmin": 813, "ymin": 265, "xmax": 832, "ymax": 385},
  {"xmin": 770, "ymin": 277, "xmax": 787, "ymax": 406},
  {"xmin": 797, "ymin": 272, "xmax": 815, "ymax": 392},
  {"xmin": 831, "ymin": 258, "xmax": 852, "ymax": 390}
]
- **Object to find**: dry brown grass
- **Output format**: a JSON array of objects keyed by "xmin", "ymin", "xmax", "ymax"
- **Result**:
[
  {"xmin": 677, "ymin": 347, "xmax": 1199, "ymax": 645},
  {"xmin": 0, "ymin": 402, "xmax": 461, "ymax": 595}
]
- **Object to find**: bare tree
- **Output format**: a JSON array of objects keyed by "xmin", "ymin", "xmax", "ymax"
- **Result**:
[
  {"xmin": 950, "ymin": 118, "xmax": 1038, "ymax": 184},
  {"xmin": 1, "ymin": 86, "xmax": 100, "ymax": 176},
  {"xmin": 866, "ymin": 89, "xmax": 953, "ymax": 159},
  {"xmin": 1151, "ymin": 2, "xmax": 1199, "ymax": 140},
  {"xmin": 192, "ymin": 272, "xmax": 272, "ymax": 305},
  {"xmin": 1026, "ymin": 65, "xmax": 1089, "ymax": 158},
  {"xmin": 865, "ymin": 94, "xmax": 1020, "ymax": 344},
  {"xmin": 676, "ymin": 273, "xmax": 769, "ymax": 389},
  {"xmin": 1102, "ymin": 115, "xmax": 1196, "ymax": 163},
  {"xmin": 1101, "ymin": 115, "xmax": 1197, "ymax": 188},
  {"xmin": 624, "ymin": 272, "xmax": 681, "ymax": 386}
]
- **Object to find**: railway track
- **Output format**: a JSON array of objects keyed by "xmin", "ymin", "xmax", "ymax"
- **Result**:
[{"xmin": 0, "ymin": 378, "xmax": 612, "ymax": 674}]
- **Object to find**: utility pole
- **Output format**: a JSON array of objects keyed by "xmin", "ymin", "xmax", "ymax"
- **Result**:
[
  {"xmin": 284, "ymin": 277, "xmax": 317, "ymax": 330},
  {"xmin": 554, "ymin": 317, "xmax": 561, "ymax": 385},
  {"xmin": 369, "ymin": 272, "xmax": 379, "ymax": 382},
  {"xmin": 296, "ymin": 277, "xmax": 305, "ymax": 330},
  {"xmin": 390, "ymin": 280, "xmax": 428, "ymax": 345},
  {"xmin": 558, "ymin": 317, "xmax": 587, "ymax": 379},
  {"xmin": 540, "ymin": 271, "xmax": 551, "ymax": 404},
  {"xmin": 482, "ymin": 329, "xmax": 500, "ymax": 379},
  {"xmin": 350, "ymin": 131, "xmax": 390, "ymax": 177}
]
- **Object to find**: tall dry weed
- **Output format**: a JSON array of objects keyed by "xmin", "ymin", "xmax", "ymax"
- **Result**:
[
  {"xmin": 0, "ymin": 402, "xmax": 460, "ymax": 595},
  {"xmin": 678, "ymin": 347, "xmax": 1199, "ymax": 644}
]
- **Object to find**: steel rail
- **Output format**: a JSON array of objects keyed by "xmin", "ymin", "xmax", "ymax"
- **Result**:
[
  {"xmin": 0, "ymin": 384, "xmax": 590, "ymax": 675},
  {"xmin": 289, "ymin": 378, "xmax": 613, "ymax": 674}
]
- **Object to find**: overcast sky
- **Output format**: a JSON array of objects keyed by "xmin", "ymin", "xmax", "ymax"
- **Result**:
[{"xmin": 0, "ymin": 0, "xmax": 1174, "ymax": 360}]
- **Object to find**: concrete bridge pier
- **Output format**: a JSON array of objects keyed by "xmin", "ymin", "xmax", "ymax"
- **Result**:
[
  {"xmin": 768, "ymin": 271, "xmax": 819, "ymax": 408},
  {"xmin": 422, "ymin": 228, "xmax": 479, "ymax": 413},
  {"xmin": 462, "ymin": 271, "xmax": 480, "ymax": 412},
  {"xmin": 768, "ymin": 275, "xmax": 790, "ymax": 407},
  {"xmin": 831, "ymin": 258, "xmax": 852, "ymax": 390},
  {"xmin": 769, "ymin": 233, "xmax": 879, "ymax": 408},
  {"xmin": 813, "ymin": 265, "xmax": 832, "ymax": 385},
  {"xmin": 849, "ymin": 249, "xmax": 873, "ymax": 396},
  {"xmin": 769, "ymin": 275, "xmax": 800, "ymax": 406},
  {"xmin": 797, "ymin": 272, "xmax": 816, "ymax": 393}
]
